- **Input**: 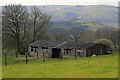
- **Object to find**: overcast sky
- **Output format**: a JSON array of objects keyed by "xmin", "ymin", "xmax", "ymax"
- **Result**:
[{"xmin": 0, "ymin": 0, "xmax": 119, "ymax": 6}]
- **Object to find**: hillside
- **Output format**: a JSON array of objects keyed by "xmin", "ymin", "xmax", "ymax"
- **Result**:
[
  {"xmin": 0, "ymin": 5, "xmax": 118, "ymax": 31},
  {"xmin": 48, "ymin": 19, "xmax": 109, "ymax": 31},
  {"xmin": 44, "ymin": 5, "xmax": 118, "ymax": 27}
]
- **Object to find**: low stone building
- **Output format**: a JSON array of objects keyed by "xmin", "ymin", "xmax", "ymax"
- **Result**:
[
  {"xmin": 60, "ymin": 42, "xmax": 112, "ymax": 57},
  {"xmin": 28, "ymin": 40, "xmax": 112, "ymax": 58},
  {"xmin": 28, "ymin": 40, "xmax": 67, "ymax": 58}
]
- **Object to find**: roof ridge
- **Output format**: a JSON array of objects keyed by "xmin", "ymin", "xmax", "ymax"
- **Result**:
[{"xmin": 58, "ymin": 41, "xmax": 69, "ymax": 47}]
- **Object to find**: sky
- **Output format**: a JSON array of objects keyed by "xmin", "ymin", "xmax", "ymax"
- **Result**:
[{"xmin": 0, "ymin": 0, "xmax": 119, "ymax": 6}]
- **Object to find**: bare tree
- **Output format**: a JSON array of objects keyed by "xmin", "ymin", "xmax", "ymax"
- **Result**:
[
  {"xmin": 30, "ymin": 6, "xmax": 51, "ymax": 42},
  {"xmin": 80, "ymin": 29, "xmax": 96, "ymax": 43},
  {"xmin": 68, "ymin": 27, "xmax": 84, "ymax": 59},
  {"xmin": 2, "ymin": 5, "xmax": 51, "ymax": 58},
  {"xmin": 52, "ymin": 28, "xmax": 69, "ymax": 41},
  {"xmin": 69, "ymin": 27, "xmax": 84, "ymax": 44},
  {"xmin": 2, "ymin": 4, "xmax": 29, "ymax": 57},
  {"xmin": 103, "ymin": 27, "xmax": 118, "ymax": 50},
  {"xmin": 96, "ymin": 27, "xmax": 103, "ymax": 39}
]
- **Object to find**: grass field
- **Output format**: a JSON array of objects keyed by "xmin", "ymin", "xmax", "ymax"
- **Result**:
[{"xmin": 2, "ymin": 52, "xmax": 118, "ymax": 78}]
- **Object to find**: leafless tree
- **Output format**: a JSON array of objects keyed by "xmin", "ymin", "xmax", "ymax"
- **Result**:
[
  {"xmin": 52, "ymin": 28, "xmax": 69, "ymax": 41},
  {"xmin": 103, "ymin": 27, "xmax": 118, "ymax": 50},
  {"xmin": 69, "ymin": 27, "xmax": 84, "ymax": 44},
  {"xmin": 2, "ymin": 5, "xmax": 51, "ymax": 58},
  {"xmin": 96, "ymin": 27, "xmax": 103, "ymax": 39},
  {"xmin": 80, "ymin": 29, "xmax": 96, "ymax": 43},
  {"xmin": 68, "ymin": 27, "xmax": 84, "ymax": 59},
  {"xmin": 2, "ymin": 4, "xmax": 29, "ymax": 57},
  {"xmin": 30, "ymin": 6, "xmax": 51, "ymax": 42}
]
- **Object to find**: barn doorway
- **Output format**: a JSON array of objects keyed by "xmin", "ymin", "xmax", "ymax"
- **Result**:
[{"xmin": 51, "ymin": 48, "xmax": 61, "ymax": 58}]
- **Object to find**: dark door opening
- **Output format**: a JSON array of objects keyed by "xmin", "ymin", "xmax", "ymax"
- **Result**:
[{"xmin": 51, "ymin": 48, "xmax": 61, "ymax": 58}]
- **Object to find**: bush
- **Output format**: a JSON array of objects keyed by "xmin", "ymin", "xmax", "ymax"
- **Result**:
[{"xmin": 96, "ymin": 38, "xmax": 113, "ymax": 47}]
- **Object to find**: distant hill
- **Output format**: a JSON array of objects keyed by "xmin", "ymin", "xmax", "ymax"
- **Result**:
[
  {"xmin": 48, "ymin": 19, "xmax": 109, "ymax": 32},
  {"xmin": 1, "ymin": 5, "xmax": 118, "ymax": 31},
  {"xmin": 44, "ymin": 5, "xmax": 118, "ymax": 27}
]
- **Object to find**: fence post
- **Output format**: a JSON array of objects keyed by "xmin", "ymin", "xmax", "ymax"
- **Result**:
[
  {"xmin": 42, "ymin": 49, "xmax": 45, "ymax": 62},
  {"xmin": 25, "ymin": 52, "xmax": 28, "ymax": 64},
  {"xmin": 4, "ymin": 53, "xmax": 7, "ymax": 66},
  {"xmin": 75, "ymin": 49, "xmax": 77, "ymax": 59},
  {"xmin": 37, "ymin": 52, "xmax": 39, "ymax": 59}
]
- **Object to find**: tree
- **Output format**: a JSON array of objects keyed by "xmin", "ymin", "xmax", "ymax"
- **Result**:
[
  {"xmin": 30, "ymin": 6, "xmax": 51, "ymax": 42},
  {"xmin": 68, "ymin": 27, "xmax": 84, "ymax": 59},
  {"xmin": 2, "ymin": 5, "xmax": 51, "ymax": 58},
  {"xmin": 95, "ymin": 27, "xmax": 104, "ymax": 39},
  {"xmin": 68, "ymin": 27, "xmax": 84, "ymax": 44},
  {"xmin": 2, "ymin": 4, "xmax": 29, "ymax": 57},
  {"xmin": 96, "ymin": 38, "xmax": 113, "ymax": 47},
  {"xmin": 52, "ymin": 28, "xmax": 69, "ymax": 41},
  {"xmin": 80, "ymin": 29, "xmax": 96, "ymax": 43},
  {"xmin": 103, "ymin": 27, "xmax": 118, "ymax": 50},
  {"xmin": 95, "ymin": 26, "xmax": 118, "ymax": 50}
]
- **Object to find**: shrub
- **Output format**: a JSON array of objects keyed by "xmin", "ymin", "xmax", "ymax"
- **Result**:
[{"xmin": 96, "ymin": 38, "xmax": 113, "ymax": 47}]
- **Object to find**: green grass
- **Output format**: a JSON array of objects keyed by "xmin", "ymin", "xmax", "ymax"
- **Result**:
[{"xmin": 2, "ymin": 52, "xmax": 118, "ymax": 78}]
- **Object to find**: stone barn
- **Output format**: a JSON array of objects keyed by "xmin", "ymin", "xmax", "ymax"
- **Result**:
[
  {"xmin": 60, "ymin": 42, "xmax": 112, "ymax": 57},
  {"xmin": 75, "ymin": 43, "xmax": 112, "ymax": 57},
  {"xmin": 28, "ymin": 40, "xmax": 112, "ymax": 58},
  {"xmin": 28, "ymin": 40, "xmax": 67, "ymax": 58}
]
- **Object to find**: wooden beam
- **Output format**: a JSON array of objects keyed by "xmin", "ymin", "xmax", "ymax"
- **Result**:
[
  {"xmin": 101, "ymin": 48, "xmax": 103, "ymax": 56},
  {"xmin": 4, "ymin": 53, "xmax": 7, "ymax": 66},
  {"xmin": 60, "ymin": 49, "xmax": 62, "ymax": 60},
  {"xmin": 75, "ymin": 49, "xmax": 77, "ymax": 59},
  {"xmin": 48, "ymin": 48, "xmax": 51, "ymax": 60},
  {"xmin": 37, "ymin": 52, "xmax": 38, "ymax": 59},
  {"xmin": 42, "ymin": 49, "xmax": 45, "ymax": 62},
  {"xmin": 88, "ymin": 49, "xmax": 90, "ymax": 58},
  {"xmin": 25, "ymin": 52, "xmax": 28, "ymax": 64}
]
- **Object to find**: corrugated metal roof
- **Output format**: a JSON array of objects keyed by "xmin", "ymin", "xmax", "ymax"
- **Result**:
[
  {"xmin": 60, "ymin": 42, "xmax": 96, "ymax": 49},
  {"xmin": 60, "ymin": 42, "xmax": 76, "ymax": 49},
  {"xmin": 29, "ymin": 40, "xmax": 109, "ymax": 49},
  {"xmin": 76, "ymin": 43, "xmax": 95, "ymax": 49},
  {"xmin": 29, "ymin": 40, "xmax": 63, "ymax": 48}
]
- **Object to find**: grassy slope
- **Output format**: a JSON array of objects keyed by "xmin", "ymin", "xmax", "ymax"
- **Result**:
[{"xmin": 2, "ymin": 52, "xmax": 118, "ymax": 78}]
